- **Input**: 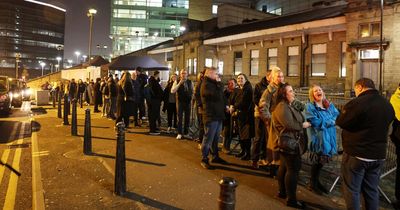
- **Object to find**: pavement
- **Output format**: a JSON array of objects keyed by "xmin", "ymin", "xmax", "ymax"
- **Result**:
[{"xmin": 8, "ymin": 102, "xmax": 349, "ymax": 210}]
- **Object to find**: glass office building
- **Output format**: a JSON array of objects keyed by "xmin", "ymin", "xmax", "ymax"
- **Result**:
[
  {"xmin": 110, "ymin": 0, "xmax": 189, "ymax": 56},
  {"xmin": 0, "ymin": 0, "xmax": 65, "ymax": 79}
]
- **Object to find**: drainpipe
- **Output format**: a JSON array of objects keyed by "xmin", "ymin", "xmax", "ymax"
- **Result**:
[{"xmin": 301, "ymin": 34, "xmax": 309, "ymax": 87}]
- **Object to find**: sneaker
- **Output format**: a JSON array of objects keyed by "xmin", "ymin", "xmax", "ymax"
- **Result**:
[
  {"xmin": 149, "ymin": 132, "xmax": 160, "ymax": 135},
  {"xmin": 176, "ymin": 134, "xmax": 182, "ymax": 140},
  {"xmin": 258, "ymin": 159, "xmax": 269, "ymax": 166},
  {"xmin": 286, "ymin": 200, "xmax": 306, "ymax": 209},
  {"xmin": 200, "ymin": 159, "xmax": 213, "ymax": 169},
  {"xmin": 211, "ymin": 157, "xmax": 228, "ymax": 164}
]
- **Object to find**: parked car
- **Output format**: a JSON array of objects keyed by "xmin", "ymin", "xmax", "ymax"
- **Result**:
[{"xmin": 0, "ymin": 76, "xmax": 11, "ymax": 114}]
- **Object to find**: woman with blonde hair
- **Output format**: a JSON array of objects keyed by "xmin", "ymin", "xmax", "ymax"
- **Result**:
[{"xmin": 304, "ymin": 84, "xmax": 339, "ymax": 195}]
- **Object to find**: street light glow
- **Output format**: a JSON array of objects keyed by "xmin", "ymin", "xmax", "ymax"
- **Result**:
[
  {"xmin": 88, "ymin": 8, "xmax": 97, "ymax": 15},
  {"xmin": 179, "ymin": 26, "xmax": 186, "ymax": 32},
  {"xmin": 56, "ymin": 56, "xmax": 61, "ymax": 61},
  {"xmin": 75, "ymin": 51, "xmax": 81, "ymax": 56}
]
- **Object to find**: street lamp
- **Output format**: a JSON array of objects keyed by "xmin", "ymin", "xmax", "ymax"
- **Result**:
[
  {"xmin": 82, "ymin": 55, "xmax": 87, "ymax": 62},
  {"xmin": 56, "ymin": 56, "xmax": 61, "ymax": 71},
  {"xmin": 40, "ymin": 62, "xmax": 45, "ymax": 76},
  {"xmin": 75, "ymin": 51, "xmax": 81, "ymax": 64},
  {"xmin": 87, "ymin": 8, "xmax": 97, "ymax": 62}
]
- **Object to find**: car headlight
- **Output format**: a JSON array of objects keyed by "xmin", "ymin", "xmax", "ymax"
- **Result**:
[{"xmin": 13, "ymin": 93, "xmax": 20, "ymax": 98}]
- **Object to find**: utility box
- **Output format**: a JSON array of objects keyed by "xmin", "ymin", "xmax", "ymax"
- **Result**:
[{"xmin": 36, "ymin": 90, "xmax": 49, "ymax": 105}]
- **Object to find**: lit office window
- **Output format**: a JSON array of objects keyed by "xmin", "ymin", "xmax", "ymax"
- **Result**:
[
  {"xmin": 340, "ymin": 42, "xmax": 347, "ymax": 77},
  {"xmin": 205, "ymin": 58, "xmax": 212, "ymax": 67},
  {"xmin": 187, "ymin": 58, "xmax": 192, "ymax": 74},
  {"xmin": 148, "ymin": 0, "xmax": 162, "ymax": 7},
  {"xmin": 287, "ymin": 46, "xmax": 299, "ymax": 76},
  {"xmin": 311, "ymin": 44, "xmax": 327, "ymax": 77},
  {"xmin": 267, "ymin": 48, "xmax": 277, "ymax": 70},
  {"xmin": 193, "ymin": 58, "xmax": 197, "ymax": 74},
  {"xmin": 218, "ymin": 61, "xmax": 224, "ymax": 74},
  {"xmin": 212, "ymin": 5, "xmax": 218, "ymax": 14},
  {"xmin": 234, "ymin": 52, "xmax": 242, "ymax": 75},
  {"xmin": 250, "ymin": 50, "xmax": 259, "ymax": 76}
]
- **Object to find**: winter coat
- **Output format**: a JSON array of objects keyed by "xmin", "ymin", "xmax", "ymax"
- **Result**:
[
  {"xmin": 201, "ymin": 76, "xmax": 226, "ymax": 124},
  {"xmin": 148, "ymin": 76, "xmax": 163, "ymax": 101},
  {"xmin": 108, "ymin": 81, "xmax": 117, "ymax": 98},
  {"xmin": 336, "ymin": 89, "xmax": 395, "ymax": 160},
  {"xmin": 131, "ymin": 79, "xmax": 141, "ymax": 103},
  {"xmin": 233, "ymin": 81, "xmax": 255, "ymax": 140},
  {"xmin": 68, "ymin": 82, "xmax": 78, "ymax": 99},
  {"xmin": 93, "ymin": 82, "xmax": 102, "ymax": 105},
  {"xmin": 116, "ymin": 80, "xmax": 134, "ymax": 118},
  {"xmin": 270, "ymin": 101, "xmax": 306, "ymax": 155},
  {"xmin": 259, "ymin": 83, "xmax": 279, "ymax": 121},
  {"xmin": 305, "ymin": 102, "xmax": 339, "ymax": 157},
  {"xmin": 254, "ymin": 77, "xmax": 269, "ymax": 118}
]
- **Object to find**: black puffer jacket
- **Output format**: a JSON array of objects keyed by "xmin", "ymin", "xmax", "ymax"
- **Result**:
[
  {"xmin": 234, "ymin": 81, "xmax": 255, "ymax": 139},
  {"xmin": 200, "ymin": 76, "xmax": 226, "ymax": 124},
  {"xmin": 336, "ymin": 89, "xmax": 395, "ymax": 159}
]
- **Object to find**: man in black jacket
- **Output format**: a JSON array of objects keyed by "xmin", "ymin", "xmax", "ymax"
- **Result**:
[
  {"xmin": 108, "ymin": 77, "xmax": 117, "ymax": 120},
  {"xmin": 147, "ymin": 71, "xmax": 163, "ymax": 135},
  {"xmin": 200, "ymin": 67, "xmax": 227, "ymax": 169},
  {"xmin": 336, "ymin": 78, "xmax": 395, "ymax": 210},
  {"xmin": 93, "ymin": 78, "xmax": 102, "ymax": 113},
  {"xmin": 251, "ymin": 70, "xmax": 271, "ymax": 168}
]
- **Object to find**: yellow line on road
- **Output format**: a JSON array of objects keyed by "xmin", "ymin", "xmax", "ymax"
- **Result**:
[
  {"xmin": 3, "ymin": 122, "xmax": 25, "ymax": 210},
  {"xmin": 0, "ymin": 123, "xmax": 18, "ymax": 188},
  {"xmin": 31, "ymin": 119, "xmax": 45, "ymax": 210}
]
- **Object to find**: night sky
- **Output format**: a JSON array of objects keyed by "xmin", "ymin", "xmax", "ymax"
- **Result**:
[{"xmin": 42, "ymin": 0, "xmax": 112, "ymax": 62}]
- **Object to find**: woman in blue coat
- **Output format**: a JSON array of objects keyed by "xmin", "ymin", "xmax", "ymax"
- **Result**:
[{"xmin": 305, "ymin": 85, "xmax": 339, "ymax": 195}]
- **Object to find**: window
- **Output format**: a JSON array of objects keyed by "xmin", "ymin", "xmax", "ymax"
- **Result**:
[
  {"xmin": 359, "ymin": 22, "xmax": 380, "ymax": 38},
  {"xmin": 287, "ymin": 46, "xmax": 299, "ymax": 76},
  {"xmin": 250, "ymin": 50, "xmax": 259, "ymax": 76},
  {"xmin": 205, "ymin": 58, "xmax": 212, "ymax": 67},
  {"xmin": 360, "ymin": 49, "xmax": 379, "ymax": 59},
  {"xmin": 311, "ymin": 44, "xmax": 327, "ymax": 77},
  {"xmin": 269, "ymin": 7, "xmax": 282, "ymax": 15},
  {"xmin": 218, "ymin": 61, "xmax": 224, "ymax": 75},
  {"xmin": 234, "ymin": 52, "xmax": 242, "ymax": 75},
  {"xmin": 187, "ymin": 58, "xmax": 193, "ymax": 74},
  {"xmin": 212, "ymin": 5, "xmax": 218, "ymax": 14},
  {"xmin": 267, "ymin": 48, "xmax": 277, "ymax": 70},
  {"xmin": 340, "ymin": 42, "xmax": 347, "ymax": 77},
  {"xmin": 193, "ymin": 58, "xmax": 197, "ymax": 74}
]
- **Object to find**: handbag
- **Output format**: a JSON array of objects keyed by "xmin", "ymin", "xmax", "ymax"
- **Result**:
[{"xmin": 278, "ymin": 133, "xmax": 300, "ymax": 155}]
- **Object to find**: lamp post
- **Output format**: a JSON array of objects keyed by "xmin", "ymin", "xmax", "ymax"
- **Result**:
[
  {"xmin": 75, "ymin": 51, "xmax": 81, "ymax": 64},
  {"xmin": 56, "ymin": 56, "xmax": 61, "ymax": 71},
  {"xmin": 40, "ymin": 62, "xmax": 46, "ymax": 76},
  {"xmin": 87, "ymin": 8, "xmax": 97, "ymax": 61},
  {"xmin": 379, "ymin": 0, "xmax": 384, "ymax": 93}
]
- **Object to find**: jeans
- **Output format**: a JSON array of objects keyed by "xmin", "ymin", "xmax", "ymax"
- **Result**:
[
  {"xmin": 138, "ymin": 100, "xmax": 145, "ymax": 119},
  {"xmin": 148, "ymin": 99, "xmax": 161, "ymax": 132},
  {"xmin": 177, "ymin": 101, "xmax": 191, "ymax": 135},
  {"xmin": 201, "ymin": 120, "xmax": 222, "ymax": 160},
  {"xmin": 223, "ymin": 116, "xmax": 232, "ymax": 150},
  {"xmin": 341, "ymin": 153, "xmax": 384, "ymax": 210},
  {"xmin": 167, "ymin": 102, "xmax": 177, "ymax": 128},
  {"xmin": 109, "ymin": 97, "xmax": 117, "ymax": 119},
  {"xmin": 197, "ymin": 110, "xmax": 204, "ymax": 142},
  {"xmin": 278, "ymin": 152, "xmax": 301, "ymax": 202},
  {"xmin": 103, "ymin": 97, "xmax": 110, "ymax": 116},
  {"xmin": 251, "ymin": 117, "xmax": 266, "ymax": 161}
]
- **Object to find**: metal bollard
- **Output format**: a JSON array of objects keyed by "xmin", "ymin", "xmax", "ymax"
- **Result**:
[
  {"xmin": 63, "ymin": 94, "xmax": 69, "ymax": 125},
  {"xmin": 83, "ymin": 108, "xmax": 92, "ymax": 155},
  {"xmin": 71, "ymin": 99, "xmax": 77, "ymax": 136},
  {"xmin": 218, "ymin": 177, "xmax": 238, "ymax": 210},
  {"xmin": 57, "ymin": 92, "xmax": 62, "ymax": 118},
  {"xmin": 114, "ymin": 121, "xmax": 126, "ymax": 196}
]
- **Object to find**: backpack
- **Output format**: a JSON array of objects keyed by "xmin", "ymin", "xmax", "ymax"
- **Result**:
[{"xmin": 143, "ymin": 84, "xmax": 153, "ymax": 101}]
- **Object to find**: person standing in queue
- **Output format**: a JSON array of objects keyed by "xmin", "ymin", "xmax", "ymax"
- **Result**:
[
  {"xmin": 336, "ymin": 78, "xmax": 394, "ymax": 210},
  {"xmin": 230, "ymin": 73, "xmax": 254, "ymax": 161},
  {"xmin": 273, "ymin": 83, "xmax": 310, "ymax": 209},
  {"xmin": 200, "ymin": 67, "xmax": 228, "ymax": 169},
  {"xmin": 304, "ymin": 85, "xmax": 339, "ymax": 195},
  {"xmin": 147, "ymin": 71, "xmax": 163, "ymax": 135},
  {"xmin": 171, "ymin": 69, "xmax": 193, "ymax": 140}
]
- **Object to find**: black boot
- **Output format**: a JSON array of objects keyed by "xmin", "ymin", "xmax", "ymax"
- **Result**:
[
  {"xmin": 308, "ymin": 163, "xmax": 323, "ymax": 195},
  {"xmin": 240, "ymin": 140, "xmax": 251, "ymax": 160},
  {"xmin": 269, "ymin": 164, "xmax": 278, "ymax": 178},
  {"xmin": 235, "ymin": 141, "xmax": 246, "ymax": 158},
  {"xmin": 316, "ymin": 163, "xmax": 329, "ymax": 194}
]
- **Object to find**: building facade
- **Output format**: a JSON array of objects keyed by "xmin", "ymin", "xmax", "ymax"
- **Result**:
[
  {"xmin": 0, "ymin": 0, "xmax": 65, "ymax": 79},
  {"xmin": 110, "ymin": 0, "xmax": 190, "ymax": 56},
  {"xmin": 145, "ymin": 1, "xmax": 400, "ymax": 95}
]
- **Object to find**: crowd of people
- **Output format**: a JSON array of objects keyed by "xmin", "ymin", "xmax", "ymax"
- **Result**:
[{"xmin": 46, "ymin": 66, "xmax": 399, "ymax": 209}]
